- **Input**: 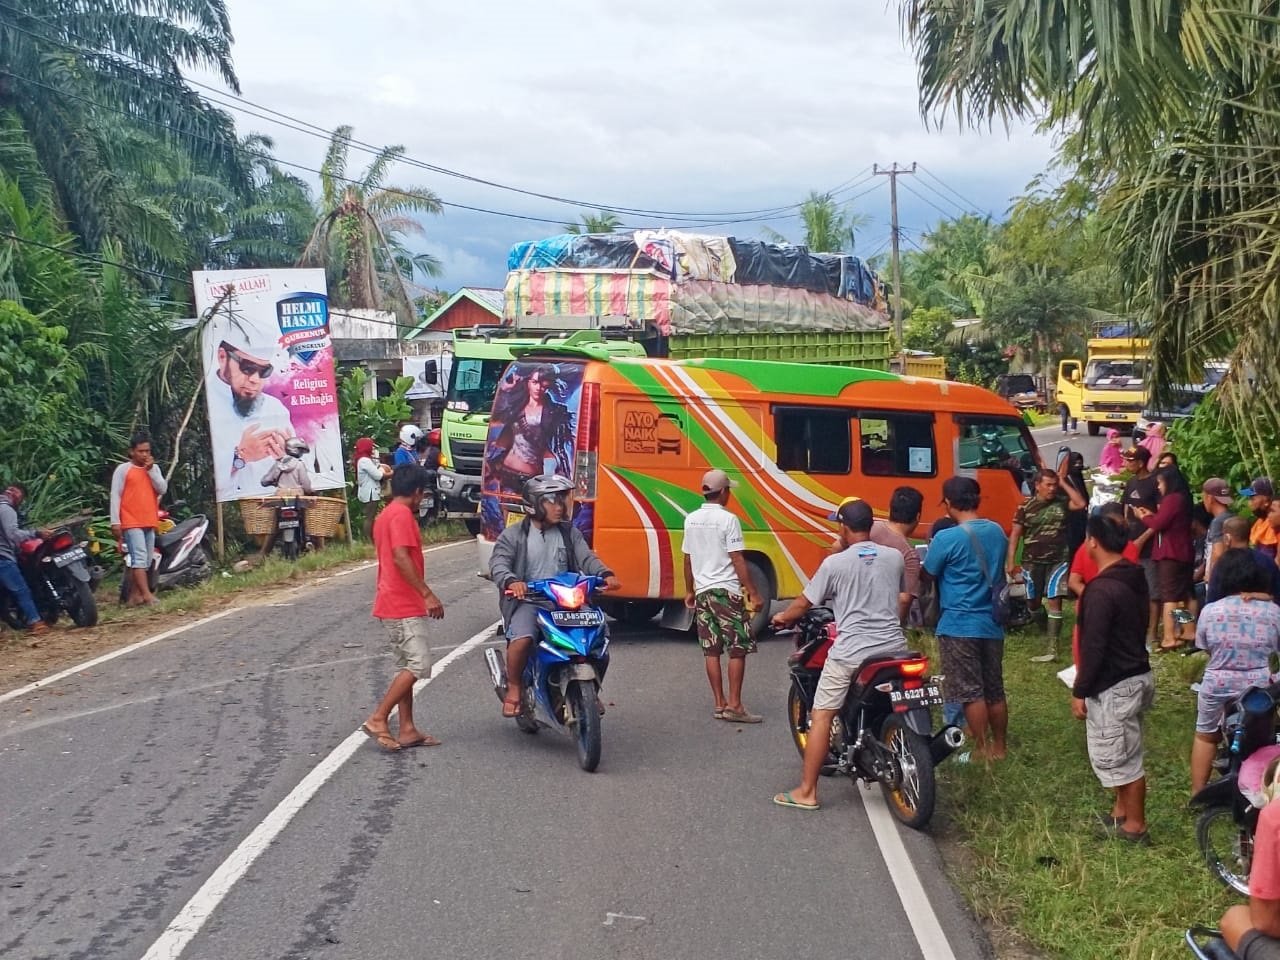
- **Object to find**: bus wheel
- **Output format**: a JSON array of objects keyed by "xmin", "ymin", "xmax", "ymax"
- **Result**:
[{"xmin": 745, "ymin": 559, "xmax": 773, "ymax": 638}]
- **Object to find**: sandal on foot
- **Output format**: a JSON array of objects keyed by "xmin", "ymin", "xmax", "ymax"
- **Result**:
[
  {"xmin": 501, "ymin": 697, "xmax": 521, "ymax": 718},
  {"xmin": 721, "ymin": 708, "xmax": 763, "ymax": 724},
  {"xmin": 772, "ymin": 791, "xmax": 820, "ymax": 812},
  {"xmin": 359, "ymin": 724, "xmax": 401, "ymax": 752},
  {"xmin": 399, "ymin": 734, "xmax": 442, "ymax": 748}
]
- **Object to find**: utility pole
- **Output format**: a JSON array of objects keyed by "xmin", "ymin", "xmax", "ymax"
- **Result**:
[{"xmin": 873, "ymin": 162, "xmax": 916, "ymax": 350}]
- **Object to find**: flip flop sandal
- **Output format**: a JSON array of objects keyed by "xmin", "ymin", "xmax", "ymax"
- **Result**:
[
  {"xmin": 359, "ymin": 724, "xmax": 401, "ymax": 752},
  {"xmin": 713, "ymin": 707, "xmax": 728, "ymax": 719},
  {"xmin": 399, "ymin": 735, "xmax": 442, "ymax": 749},
  {"xmin": 772, "ymin": 791, "xmax": 820, "ymax": 812},
  {"xmin": 501, "ymin": 697, "xmax": 522, "ymax": 718}
]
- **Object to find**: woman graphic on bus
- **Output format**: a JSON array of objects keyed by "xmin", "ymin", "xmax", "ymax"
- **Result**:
[{"xmin": 486, "ymin": 363, "xmax": 577, "ymax": 497}]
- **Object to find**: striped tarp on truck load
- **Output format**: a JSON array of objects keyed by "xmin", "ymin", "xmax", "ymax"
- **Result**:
[{"xmin": 504, "ymin": 268, "xmax": 889, "ymax": 337}]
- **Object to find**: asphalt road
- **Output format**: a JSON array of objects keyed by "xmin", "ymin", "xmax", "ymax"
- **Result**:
[{"xmin": 1, "ymin": 539, "xmax": 993, "ymax": 960}]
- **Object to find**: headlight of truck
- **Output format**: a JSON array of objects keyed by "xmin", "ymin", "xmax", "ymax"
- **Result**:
[{"xmin": 1082, "ymin": 403, "xmax": 1096, "ymax": 413}]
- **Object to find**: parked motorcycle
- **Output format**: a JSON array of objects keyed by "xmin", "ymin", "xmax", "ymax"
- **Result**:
[
  {"xmin": 1185, "ymin": 926, "xmax": 1242, "ymax": 959},
  {"xmin": 784, "ymin": 606, "xmax": 964, "ymax": 829},
  {"xmin": 484, "ymin": 573, "xmax": 610, "ymax": 772},
  {"xmin": 1191, "ymin": 678, "xmax": 1280, "ymax": 893},
  {"xmin": 119, "ymin": 502, "xmax": 213, "ymax": 603},
  {"xmin": 271, "ymin": 496, "xmax": 306, "ymax": 560},
  {"xmin": 0, "ymin": 517, "xmax": 99, "ymax": 628}
]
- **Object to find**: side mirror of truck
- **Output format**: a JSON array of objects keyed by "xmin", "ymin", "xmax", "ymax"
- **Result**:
[{"xmin": 423, "ymin": 359, "xmax": 438, "ymax": 386}]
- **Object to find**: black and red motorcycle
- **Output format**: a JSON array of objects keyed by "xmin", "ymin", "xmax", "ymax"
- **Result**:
[
  {"xmin": 784, "ymin": 607, "xmax": 964, "ymax": 829},
  {"xmin": 0, "ymin": 517, "xmax": 99, "ymax": 629}
]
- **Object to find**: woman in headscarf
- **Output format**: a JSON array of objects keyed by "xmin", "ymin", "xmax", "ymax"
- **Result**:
[
  {"xmin": 353, "ymin": 437, "xmax": 390, "ymax": 542},
  {"xmin": 1139, "ymin": 421, "xmax": 1167, "ymax": 464},
  {"xmin": 1135, "ymin": 465, "xmax": 1196, "ymax": 650},
  {"xmin": 1099, "ymin": 428, "xmax": 1126, "ymax": 474}
]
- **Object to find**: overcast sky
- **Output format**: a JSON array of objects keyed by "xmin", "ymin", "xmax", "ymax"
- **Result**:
[{"xmin": 215, "ymin": 0, "xmax": 1054, "ymax": 289}]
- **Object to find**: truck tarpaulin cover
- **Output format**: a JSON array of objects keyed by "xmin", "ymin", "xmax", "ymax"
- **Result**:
[
  {"xmin": 504, "ymin": 269, "xmax": 886, "ymax": 335},
  {"xmin": 507, "ymin": 230, "xmax": 884, "ymax": 309}
]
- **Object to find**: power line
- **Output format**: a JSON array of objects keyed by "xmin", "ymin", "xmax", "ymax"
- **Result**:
[
  {"xmin": 0, "ymin": 2, "xmax": 862, "ymax": 223},
  {"xmin": 898, "ymin": 180, "xmax": 957, "ymax": 222},
  {"xmin": 917, "ymin": 164, "xmax": 994, "ymax": 218}
]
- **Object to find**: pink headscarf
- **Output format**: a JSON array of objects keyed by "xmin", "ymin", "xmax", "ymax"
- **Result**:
[
  {"xmin": 1139, "ymin": 422, "xmax": 1166, "ymax": 464},
  {"xmin": 1099, "ymin": 429, "xmax": 1126, "ymax": 474}
]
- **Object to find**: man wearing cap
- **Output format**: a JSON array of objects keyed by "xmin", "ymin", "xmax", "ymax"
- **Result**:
[
  {"xmin": 206, "ymin": 324, "xmax": 292, "ymax": 498},
  {"xmin": 1202, "ymin": 478, "xmax": 1236, "ymax": 586},
  {"xmin": 1121, "ymin": 446, "xmax": 1161, "ymax": 647},
  {"xmin": 682, "ymin": 469, "xmax": 763, "ymax": 723},
  {"xmin": 769, "ymin": 499, "xmax": 907, "ymax": 810},
  {"xmin": 1242, "ymin": 478, "xmax": 1278, "ymax": 561}
]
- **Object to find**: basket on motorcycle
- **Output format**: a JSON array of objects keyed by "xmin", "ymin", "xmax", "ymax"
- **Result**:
[
  {"xmin": 239, "ymin": 498, "xmax": 275, "ymax": 536},
  {"xmin": 303, "ymin": 497, "xmax": 345, "ymax": 538}
]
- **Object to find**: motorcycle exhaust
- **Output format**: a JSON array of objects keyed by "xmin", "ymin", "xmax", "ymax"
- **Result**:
[
  {"xmin": 930, "ymin": 725, "xmax": 966, "ymax": 764},
  {"xmin": 483, "ymin": 648, "xmax": 507, "ymax": 701}
]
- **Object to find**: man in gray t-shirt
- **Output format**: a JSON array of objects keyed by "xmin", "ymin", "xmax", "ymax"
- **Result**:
[{"xmin": 769, "ymin": 499, "xmax": 907, "ymax": 812}]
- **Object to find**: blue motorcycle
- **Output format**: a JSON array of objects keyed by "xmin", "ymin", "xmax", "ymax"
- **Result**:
[{"xmin": 485, "ymin": 573, "xmax": 610, "ymax": 772}]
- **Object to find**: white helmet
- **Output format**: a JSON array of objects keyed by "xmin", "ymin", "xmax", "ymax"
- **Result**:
[{"xmin": 399, "ymin": 424, "xmax": 424, "ymax": 447}]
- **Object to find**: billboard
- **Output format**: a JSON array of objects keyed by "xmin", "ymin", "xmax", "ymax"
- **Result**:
[{"xmin": 194, "ymin": 269, "xmax": 347, "ymax": 502}]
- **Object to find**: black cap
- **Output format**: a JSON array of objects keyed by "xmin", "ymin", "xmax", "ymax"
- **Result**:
[{"xmin": 836, "ymin": 499, "xmax": 874, "ymax": 532}]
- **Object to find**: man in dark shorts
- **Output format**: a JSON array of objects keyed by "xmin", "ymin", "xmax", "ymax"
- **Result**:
[
  {"xmin": 922, "ymin": 476, "xmax": 1010, "ymax": 761},
  {"xmin": 1008, "ymin": 465, "xmax": 1087, "ymax": 662},
  {"xmin": 1122, "ymin": 446, "xmax": 1161, "ymax": 647},
  {"xmin": 682, "ymin": 469, "xmax": 763, "ymax": 723}
]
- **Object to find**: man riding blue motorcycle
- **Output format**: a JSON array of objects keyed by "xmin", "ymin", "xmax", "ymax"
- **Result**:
[{"xmin": 488, "ymin": 474, "xmax": 619, "ymax": 719}]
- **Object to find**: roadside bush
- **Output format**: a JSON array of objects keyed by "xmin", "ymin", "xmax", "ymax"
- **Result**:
[{"xmin": 1168, "ymin": 392, "xmax": 1277, "ymax": 488}]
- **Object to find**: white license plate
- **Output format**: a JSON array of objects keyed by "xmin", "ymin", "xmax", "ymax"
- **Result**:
[
  {"xmin": 549, "ymin": 609, "xmax": 604, "ymax": 627},
  {"xmin": 889, "ymin": 682, "xmax": 944, "ymax": 706},
  {"xmin": 1106, "ymin": 413, "xmax": 1128, "ymax": 420},
  {"xmin": 53, "ymin": 547, "xmax": 87, "ymax": 568},
  {"xmin": 277, "ymin": 519, "xmax": 300, "ymax": 529}
]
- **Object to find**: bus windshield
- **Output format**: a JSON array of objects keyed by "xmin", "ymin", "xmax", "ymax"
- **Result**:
[{"xmin": 446, "ymin": 358, "xmax": 508, "ymax": 415}]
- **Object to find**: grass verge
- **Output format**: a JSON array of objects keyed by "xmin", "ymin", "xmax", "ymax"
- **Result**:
[
  {"xmin": 96, "ymin": 521, "xmax": 466, "ymax": 625},
  {"xmin": 919, "ymin": 625, "xmax": 1230, "ymax": 960}
]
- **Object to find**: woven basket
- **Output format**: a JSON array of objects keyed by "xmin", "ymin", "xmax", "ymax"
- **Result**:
[
  {"xmin": 304, "ymin": 496, "xmax": 345, "ymax": 537},
  {"xmin": 240, "ymin": 498, "xmax": 275, "ymax": 536}
]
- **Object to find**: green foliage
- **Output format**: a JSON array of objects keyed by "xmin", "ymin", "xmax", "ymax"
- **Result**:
[
  {"xmin": 1168, "ymin": 392, "xmax": 1278, "ymax": 490},
  {"xmin": 0, "ymin": 299, "xmax": 105, "ymax": 516},
  {"xmin": 902, "ymin": 305, "xmax": 954, "ymax": 352},
  {"xmin": 336, "ymin": 367, "xmax": 413, "ymax": 454},
  {"xmin": 564, "ymin": 211, "xmax": 622, "ymax": 235}
]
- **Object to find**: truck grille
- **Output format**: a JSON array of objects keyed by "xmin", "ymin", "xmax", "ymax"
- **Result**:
[
  {"xmin": 451, "ymin": 439, "xmax": 486, "ymax": 476},
  {"xmin": 1090, "ymin": 401, "xmax": 1143, "ymax": 413}
]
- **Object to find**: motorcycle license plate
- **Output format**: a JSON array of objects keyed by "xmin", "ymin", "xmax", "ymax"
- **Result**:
[
  {"xmin": 277, "ymin": 519, "xmax": 300, "ymax": 529},
  {"xmin": 505, "ymin": 510, "xmax": 523, "ymax": 528},
  {"xmin": 889, "ymin": 679, "xmax": 944, "ymax": 707},
  {"xmin": 53, "ymin": 547, "xmax": 87, "ymax": 568},
  {"xmin": 550, "ymin": 609, "xmax": 604, "ymax": 627}
]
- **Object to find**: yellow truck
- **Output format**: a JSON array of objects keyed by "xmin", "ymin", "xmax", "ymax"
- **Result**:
[{"xmin": 1056, "ymin": 333, "xmax": 1150, "ymax": 436}]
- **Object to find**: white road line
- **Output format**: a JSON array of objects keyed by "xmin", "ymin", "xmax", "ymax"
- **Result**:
[
  {"xmin": 857, "ymin": 783, "xmax": 958, "ymax": 960},
  {"xmin": 0, "ymin": 539, "xmax": 469, "ymax": 706},
  {"xmin": 138, "ymin": 619, "xmax": 498, "ymax": 960}
]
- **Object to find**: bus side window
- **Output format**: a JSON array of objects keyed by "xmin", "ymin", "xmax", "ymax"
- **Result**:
[
  {"xmin": 773, "ymin": 407, "xmax": 851, "ymax": 474},
  {"xmin": 857, "ymin": 413, "xmax": 936, "ymax": 477}
]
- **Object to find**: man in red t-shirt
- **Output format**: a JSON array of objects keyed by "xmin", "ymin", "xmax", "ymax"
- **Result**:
[
  {"xmin": 361, "ymin": 464, "xmax": 445, "ymax": 752},
  {"xmin": 1220, "ymin": 761, "xmax": 1280, "ymax": 958}
]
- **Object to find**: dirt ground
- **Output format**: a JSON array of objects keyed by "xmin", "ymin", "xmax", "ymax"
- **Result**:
[{"xmin": 0, "ymin": 558, "xmax": 373, "ymax": 696}]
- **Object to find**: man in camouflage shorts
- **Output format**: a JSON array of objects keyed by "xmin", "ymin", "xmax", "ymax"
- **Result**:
[{"xmin": 682, "ymin": 469, "xmax": 763, "ymax": 723}]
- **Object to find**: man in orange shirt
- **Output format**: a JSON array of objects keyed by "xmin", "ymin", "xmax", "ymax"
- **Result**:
[
  {"xmin": 361, "ymin": 464, "xmax": 446, "ymax": 753},
  {"xmin": 1242, "ymin": 477, "xmax": 1278, "ymax": 560},
  {"xmin": 109, "ymin": 431, "xmax": 168, "ymax": 606}
]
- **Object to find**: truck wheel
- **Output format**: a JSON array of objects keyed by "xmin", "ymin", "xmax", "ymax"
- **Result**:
[
  {"xmin": 1087, "ymin": 422, "xmax": 1101, "ymax": 437},
  {"xmin": 464, "ymin": 518, "xmax": 481, "ymax": 536}
]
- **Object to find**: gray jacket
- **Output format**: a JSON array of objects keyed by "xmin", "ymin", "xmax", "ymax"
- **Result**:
[
  {"xmin": 0, "ymin": 497, "xmax": 35, "ymax": 564},
  {"xmin": 489, "ymin": 519, "xmax": 612, "ymax": 625}
]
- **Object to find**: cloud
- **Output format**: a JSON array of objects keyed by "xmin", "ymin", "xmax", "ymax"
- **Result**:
[{"xmin": 213, "ymin": 0, "xmax": 1055, "ymax": 287}]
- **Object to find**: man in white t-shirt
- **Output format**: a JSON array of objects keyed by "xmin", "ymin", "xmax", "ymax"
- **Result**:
[
  {"xmin": 682, "ymin": 469, "xmax": 763, "ymax": 724},
  {"xmin": 769, "ymin": 498, "xmax": 908, "ymax": 811}
]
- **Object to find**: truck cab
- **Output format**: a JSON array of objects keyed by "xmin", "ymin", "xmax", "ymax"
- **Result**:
[{"xmin": 1056, "ymin": 334, "xmax": 1150, "ymax": 436}]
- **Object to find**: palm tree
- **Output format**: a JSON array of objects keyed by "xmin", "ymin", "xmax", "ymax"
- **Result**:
[
  {"xmin": 900, "ymin": 1, "xmax": 1280, "ymax": 458},
  {"xmin": 300, "ymin": 125, "xmax": 443, "ymax": 322},
  {"xmin": 767, "ymin": 191, "xmax": 869, "ymax": 252},
  {"xmin": 564, "ymin": 210, "xmax": 622, "ymax": 235},
  {"xmin": 0, "ymin": 1, "xmax": 245, "ymax": 258}
]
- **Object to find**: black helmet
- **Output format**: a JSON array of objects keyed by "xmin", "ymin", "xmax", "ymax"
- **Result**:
[{"xmin": 522, "ymin": 474, "xmax": 573, "ymax": 521}]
